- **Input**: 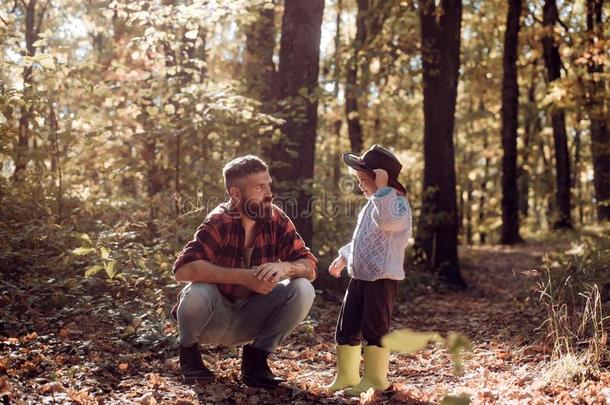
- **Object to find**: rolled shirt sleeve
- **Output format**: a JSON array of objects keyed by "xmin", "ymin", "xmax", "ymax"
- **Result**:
[
  {"xmin": 276, "ymin": 212, "xmax": 318, "ymax": 279},
  {"xmin": 173, "ymin": 219, "xmax": 223, "ymax": 274}
]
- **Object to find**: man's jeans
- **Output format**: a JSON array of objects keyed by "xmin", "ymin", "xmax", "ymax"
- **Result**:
[{"xmin": 176, "ymin": 278, "xmax": 315, "ymax": 352}]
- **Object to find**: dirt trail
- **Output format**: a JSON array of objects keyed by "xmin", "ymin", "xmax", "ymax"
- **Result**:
[{"xmin": 3, "ymin": 241, "xmax": 609, "ymax": 404}]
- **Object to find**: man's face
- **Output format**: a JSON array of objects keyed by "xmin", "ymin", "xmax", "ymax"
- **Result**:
[
  {"xmin": 235, "ymin": 171, "xmax": 273, "ymax": 222},
  {"xmin": 354, "ymin": 170, "xmax": 377, "ymax": 198}
]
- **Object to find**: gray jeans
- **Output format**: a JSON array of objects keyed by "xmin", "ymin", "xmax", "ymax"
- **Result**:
[{"xmin": 176, "ymin": 278, "xmax": 315, "ymax": 352}]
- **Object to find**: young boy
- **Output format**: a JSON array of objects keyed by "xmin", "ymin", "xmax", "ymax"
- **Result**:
[{"xmin": 326, "ymin": 144, "xmax": 412, "ymax": 394}]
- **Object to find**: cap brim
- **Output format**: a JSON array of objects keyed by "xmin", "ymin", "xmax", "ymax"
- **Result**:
[{"xmin": 342, "ymin": 153, "xmax": 374, "ymax": 175}]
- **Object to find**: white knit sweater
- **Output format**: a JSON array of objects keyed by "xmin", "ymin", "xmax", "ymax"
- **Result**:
[{"xmin": 338, "ymin": 187, "xmax": 412, "ymax": 281}]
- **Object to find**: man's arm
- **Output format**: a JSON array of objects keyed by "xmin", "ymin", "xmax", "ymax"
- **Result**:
[
  {"xmin": 284, "ymin": 258, "xmax": 316, "ymax": 281},
  {"xmin": 174, "ymin": 259, "xmax": 247, "ymax": 284},
  {"xmin": 252, "ymin": 259, "xmax": 315, "ymax": 283},
  {"xmin": 175, "ymin": 259, "xmax": 276, "ymax": 294}
]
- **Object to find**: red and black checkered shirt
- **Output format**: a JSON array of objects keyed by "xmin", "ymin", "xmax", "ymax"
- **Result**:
[{"xmin": 173, "ymin": 201, "xmax": 318, "ymax": 299}]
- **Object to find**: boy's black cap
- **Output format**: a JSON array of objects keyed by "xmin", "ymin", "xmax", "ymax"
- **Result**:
[{"xmin": 342, "ymin": 144, "xmax": 406, "ymax": 194}]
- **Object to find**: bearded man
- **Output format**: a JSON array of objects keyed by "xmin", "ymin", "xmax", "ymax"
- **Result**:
[{"xmin": 172, "ymin": 155, "xmax": 317, "ymax": 389}]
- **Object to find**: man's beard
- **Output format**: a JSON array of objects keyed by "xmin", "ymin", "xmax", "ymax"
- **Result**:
[{"xmin": 242, "ymin": 197, "xmax": 273, "ymax": 223}]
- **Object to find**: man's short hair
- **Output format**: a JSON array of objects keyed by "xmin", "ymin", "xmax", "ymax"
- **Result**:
[{"xmin": 223, "ymin": 155, "xmax": 268, "ymax": 191}]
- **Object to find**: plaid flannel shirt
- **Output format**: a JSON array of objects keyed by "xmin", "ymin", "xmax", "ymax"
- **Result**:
[{"xmin": 173, "ymin": 201, "xmax": 318, "ymax": 301}]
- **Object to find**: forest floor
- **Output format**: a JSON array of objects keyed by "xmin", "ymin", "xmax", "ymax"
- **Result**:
[{"xmin": 2, "ymin": 239, "xmax": 610, "ymax": 404}]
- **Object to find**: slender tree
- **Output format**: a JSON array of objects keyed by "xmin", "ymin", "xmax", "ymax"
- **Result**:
[
  {"xmin": 416, "ymin": 0, "xmax": 466, "ymax": 288},
  {"xmin": 345, "ymin": 0, "xmax": 367, "ymax": 153},
  {"xmin": 541, "ymin": 0, "xmax": 572, "ymax": 229},
  {"xmin": 500, "ymin": 0, "xmax": 524, "ymax": 244},
  {"xmin": 586, "ymin": 0, "xmax": 610, "ymax": 222},
  {"xmin": 13, "ymin": 0, "xmax": 47, "ymax": 181},
  {"xmin": 270, "ymin": 0, "xmax": 324, "ymax": 246}
]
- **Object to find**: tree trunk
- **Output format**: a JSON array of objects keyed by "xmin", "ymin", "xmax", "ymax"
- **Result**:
[
  {"xmin": 586, "ymin": 0, "xmax": 610, "ymax": 222},
  {"xmin": 332, "ymin": 0, "xmax": 343, "ymax": 188},
  {"xmin": 345, "ymin": 0, "xmax": 367, "ymax": 153},
  {"xmin": 14, "ymin": 0, "xmax": 45, "ymax": 181},
  {"xmin": 541, "ymin": 0, "xmax": 572, "ymax": 229},
  {"xmin": 415, "ymin": 0, "xmax": 466, "ymax": 288},
  {"xmin": 500, "ymin": 0, "xmax": 523, "ymax": 244},
  {"xmin": 518, "ymin": 72, "xmax": 540, "ymax": 217},
  {"xmin": 49, "ymin": 101, "xmax": 62, "ymax": 219},
  {"xmin": 244, "ymin": 4, "xmax": 277, "ymax": 103},
  {"xmin": 270, "ymin": 0, "xmax": 324, "ymax": 247}
]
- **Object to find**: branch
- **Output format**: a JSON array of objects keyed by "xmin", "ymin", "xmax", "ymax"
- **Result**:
[{"xmin": 35, "ymin": 0, "xmax": 49, "ymax": 37}]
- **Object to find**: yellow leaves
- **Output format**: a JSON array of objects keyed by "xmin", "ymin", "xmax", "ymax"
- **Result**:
[
  {"xmin": 122, "ymin": 325, "xmax": 136, "ymax": 337},
  {"xmin": 184, "ymin": 30, "xmax": 198, "ymax": 40},
  {"xmin": 565, "ymin": 243, "xmax": 585, "ymax": 256},
  {"xmin": 32, "ymin": 39, "xmax": 47, "ymax": 48},
  {"xmin": 84, "ymin": 264, "xmax": 103, "ymax": 277},
  {"xmin": 146, "ymin": 106, "xmax": 159, "ymax": 116},
  {"xmin": 99, "ymin": 246, "xmax": 110, "ymax": 260},
  {"xmin": 38, "ymin": 54, "xmax": 55, "ymax": 70},
  {"xmin": 382, "ymin": 329, "xmax": 443, "ymax": 354},
  {"xmin": 72, "ymin": 247, "xmax": 96, "ymax": 255},
  {"xmin": 163, "ymin": 104, "xmax": 175, "ymax": 115},
  {"xmin": 369, "ymin": 58, "xmax": 381, "ymax": 75}
]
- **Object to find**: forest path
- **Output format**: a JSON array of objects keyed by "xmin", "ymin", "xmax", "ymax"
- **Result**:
[{"xmin": 3, "ymin": 239, "xmax": 609, "ymax": 404}]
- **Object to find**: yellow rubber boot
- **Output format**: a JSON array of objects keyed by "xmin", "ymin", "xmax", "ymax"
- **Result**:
[
  {"xmin": 325, "ymin": 344, "xmax": 361, "ymax": 392},
  {"xmin": 345, "ymin": 345, "xmax": 390, "ymax": 395}
]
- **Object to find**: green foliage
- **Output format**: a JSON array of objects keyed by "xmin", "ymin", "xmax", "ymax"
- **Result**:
[{"xmin": 382, "ymin": 328, "xmax": 472, "ymax": 375}]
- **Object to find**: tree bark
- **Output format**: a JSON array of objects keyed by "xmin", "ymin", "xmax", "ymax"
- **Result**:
[
  {"xmin": 345, "ymin": 0, "xmax": 367, "ymax": 153},
  {"xmin": 500, "ymin": 0, "xmax": 523, "ymax": 244},
  {"xmin": 244, "ymin": 3, "xmax": 277, "ymax": 103},
  {"xmin": 14, "ymin": 0, "xmax": 46, "ymax": 181},
  {"xmin": 415, "ymin": 0, "xmax": 466, "ymax": 288},
  {"xmin": 518, "ymin": 72, "xmax": 540, "ymax": 217},
  {"xmin": 541, "ymin": 0, "xmax": 572, "ymax": 229},
  {"xmin": 586, "ymin": 0, "xmax": 610, "ymax": 222},
  {"xmin": 270, "ymin": 0, "xmax": 324, "ymax": 247}
]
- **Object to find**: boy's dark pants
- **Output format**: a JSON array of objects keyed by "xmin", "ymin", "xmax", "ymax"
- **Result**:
[{"xmin": 335, "ymin": 278, "xmax": 399, "ymax": 347}]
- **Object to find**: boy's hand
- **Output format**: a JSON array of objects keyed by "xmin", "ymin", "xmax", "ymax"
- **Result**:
[
  {"xmin": 373, "ymin": 169, "xmax": 389, "ymax": 189},
  {"xmin": 328, "ymin": 256, "xmax": 347, "ymax": 278}
]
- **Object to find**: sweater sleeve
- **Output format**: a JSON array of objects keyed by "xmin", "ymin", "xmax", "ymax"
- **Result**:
[
  {"xmin": 338, "ymin": 242, "xmax": 352, "ymax": 260},
  {"xmin": 370, "ymin": 187, "xmax": 412, "ymax": 234}
]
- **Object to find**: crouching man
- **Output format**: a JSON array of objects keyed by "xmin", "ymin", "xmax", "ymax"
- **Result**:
[{"xmin": 172, "ymin": 155, "xmax": 317, "ymax": 389}]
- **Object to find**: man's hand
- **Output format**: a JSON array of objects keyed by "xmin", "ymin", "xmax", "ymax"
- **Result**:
[
  {"xmin": 328, "ymin": 255, "xmax": 347, "ymax": 278},
  {"xmin": 243, "ymin": 272, "xmax": 277, "ymax": 295},
  {"xmin": 252, "ymin": 262, "xmax": 290, "ymax": 284},
  {"xmin": 373, "ymin": 168, "xmax": 389, "ymax": 189}
]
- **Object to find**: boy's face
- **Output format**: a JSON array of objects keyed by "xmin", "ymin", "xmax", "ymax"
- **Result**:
[{"xmin": 354, "ymin": 170, "xmax": 377, "ymax": 198}]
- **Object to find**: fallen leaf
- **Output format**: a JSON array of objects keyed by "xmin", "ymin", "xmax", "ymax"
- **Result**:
[
  {"xmin": 40, "ymin": 382, "xmax": 65, "ymax": 394},
  {"xmin": 139, "ymin": 392, "xmax": 157, "ymax": 405}
]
